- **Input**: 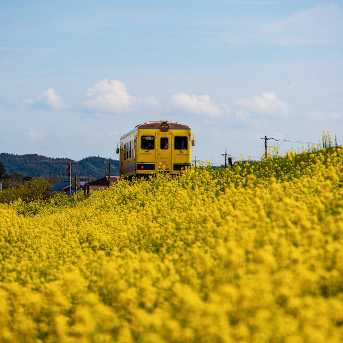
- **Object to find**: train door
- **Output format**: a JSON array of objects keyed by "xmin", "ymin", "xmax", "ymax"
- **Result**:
[{"xmin": 156, "ymin": 132, "xmax": 172, "ymax": 171}]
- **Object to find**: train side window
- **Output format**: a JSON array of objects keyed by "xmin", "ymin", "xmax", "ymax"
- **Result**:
[
  {"xmin": 123, "ymin": 143, "xmax": 126, "ymax": 160},
  {"xmin": 129, "ymin": 141, "xmax": 132, "ymax": 159},
  {"xmin": 141, "ymin": 136, "xmax": 155, "ymax": 150},
  {"xmin": 160, "ymin": 137, "xmax": 169, "ymax": 149},
  {"xmin": 174, "ymin": 136, "xmax": 188, "ymax": 150}
]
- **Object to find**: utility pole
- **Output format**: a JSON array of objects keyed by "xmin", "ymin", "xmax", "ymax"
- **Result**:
[
  {"xmin": 228, "ymin": 157, "xmax": 233, "ymax": 167},
  {"xmin": 104, "ymin": 161, "xmax": 111, "ymax": 187},
  {"xmin": 67, "ymin": 162, "xmax": 72, "ymax": 195},
  {"xmin": 108, "ymin": 161, "xmax": 111, "ymax": 187},
  {"xmin": 221, "ymin": 148, "xmax": 228, "ymax": 168},
  {"xmin": 261, "ymin": 136, "xmax": 275, "ymax": 158},
  {"xmin": 74, "ymin": 174, "xmax": 78, "ymax": 193},
  {"xmin": 264, "ymin": 136, "xmax": 268, "ymax": 158}
]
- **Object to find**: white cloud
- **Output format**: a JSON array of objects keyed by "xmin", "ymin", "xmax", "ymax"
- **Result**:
[
  {"xmin": 236, "ymin": 91, "xmax": 294, "ymax": 117},
  {"xmin": 40, "ymin": 88, "xmax": 68, "ymax": 110},
  {"xmin": 28, "ymin": 128, "xmax": 42, "ymax": 141},
  {"xmin": 265, "ymin": 4, "xmax": 343, "ymax": 46},
  {"xmin": 223, "ymin": 4, "xmax": 343, "ymax": 46},
  {"xmin": 23, "ymin": 88, "xmax": 67, "ymax": 110},
  {"xmin": 85, "ymin": 79, "xmax": 158, "ymax": 113},
  {"xmin": 310, "ymin": 110, "xmax": 343, "ymax": 120},
  {"xmin": 233, "ymin": 110, "xmax": 251, "ymax": 121},
  {"xmin": 22, "ymin": 98, "xmax": 34, "ymax": 105},
  {"xmin": 171, "ymin": 93, "xmax": 222, "ymax": 116}
]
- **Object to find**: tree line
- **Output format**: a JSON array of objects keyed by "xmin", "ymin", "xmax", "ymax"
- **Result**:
[{"xmin": 0, "ymin": 153, "xmax": 119, "ymax": 185}]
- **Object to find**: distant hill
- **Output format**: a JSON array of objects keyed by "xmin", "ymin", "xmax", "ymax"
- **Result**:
[{"xmin": 0, "ymin": 153, "xmax": 119, "ymax": 182}]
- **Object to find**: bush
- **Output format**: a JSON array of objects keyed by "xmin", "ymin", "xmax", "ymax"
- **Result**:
[{"xmin": 0, "ymin": 177, "xmax": 51, "ymax": 204}]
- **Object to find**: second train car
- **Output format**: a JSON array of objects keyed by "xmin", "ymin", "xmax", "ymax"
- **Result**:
[{"xmin": 116, "ymin": 121, "xmax": 195, "ymax": 179}]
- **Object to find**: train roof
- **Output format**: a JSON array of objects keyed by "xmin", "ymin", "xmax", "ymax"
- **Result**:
[
  {"xmin": 138, "ymin": 121, "xmax": 190, "ymax": 130},
  {"xmin": 120, "ymin": 121, "xmax": 190, "ymax": 139}
]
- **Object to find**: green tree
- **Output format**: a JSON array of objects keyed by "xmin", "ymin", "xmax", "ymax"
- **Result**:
[
  {"xmin": 0, "ymin": 162, "xmax": 6, "ymax": 178},
  {"xmin": 0, "ymin": 177, "xmax": 51, "ymax": 203}
]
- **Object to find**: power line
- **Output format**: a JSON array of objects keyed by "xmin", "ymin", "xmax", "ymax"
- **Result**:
[
  {"xmin": 261, "ymin": 136, "xmax": 321, "ymax": 158},
  {"xmin": 266, "ymin": 138, "xmax": 318, "ymax": 145}
]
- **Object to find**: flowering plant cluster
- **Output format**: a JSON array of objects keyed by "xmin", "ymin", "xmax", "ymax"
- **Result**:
[{"xmin": 0, "ymin": 144, "xmax": 343, "ymax": 342}]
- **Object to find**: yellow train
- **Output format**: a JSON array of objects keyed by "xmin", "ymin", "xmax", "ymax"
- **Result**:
[{"xmin": 116, "ymin": 121, "xmax": 195, "ymax": 179}]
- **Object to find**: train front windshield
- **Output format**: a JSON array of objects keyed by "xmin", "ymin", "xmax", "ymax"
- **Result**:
[
  {"xmin": 160, "ymin": 137, "xmax": 169, "ymax": 149},
  {"xmin": 141, "ymin": 136, "xmax": 155, "ymax": 150},
  {"xmin": 174, "ymin": 136, "xmax": 188, "ymax": 150}
]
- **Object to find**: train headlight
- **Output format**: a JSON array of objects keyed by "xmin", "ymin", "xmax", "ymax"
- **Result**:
[{"xmin": 160, "ymin": 122, "xmax": 169, "ymax": 132}]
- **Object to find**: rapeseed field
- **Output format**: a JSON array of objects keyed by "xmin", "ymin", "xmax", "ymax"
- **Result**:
[{"xmin": 0, "ymin": 144, "xmax": 343, "ymax": 342}]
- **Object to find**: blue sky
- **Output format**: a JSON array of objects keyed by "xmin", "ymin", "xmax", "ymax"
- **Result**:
[{"xmin": 1, "ymin": 0, "xmax": 342, "ymax": 164}]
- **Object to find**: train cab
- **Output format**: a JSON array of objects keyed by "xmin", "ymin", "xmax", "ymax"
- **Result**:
[{"xmin": 116, "ymin": 121, "xmax": 194, "ymax": 179}]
